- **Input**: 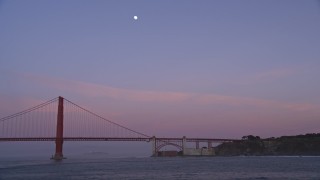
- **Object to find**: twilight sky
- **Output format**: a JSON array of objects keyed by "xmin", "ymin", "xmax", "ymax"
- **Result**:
[{"xmin": 1, "ymin": 0, "xmax": 320, "ymax": 139}]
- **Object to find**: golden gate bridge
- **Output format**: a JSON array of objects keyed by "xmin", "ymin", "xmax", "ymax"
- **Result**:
[{"xmin": 0, "ymin": 96, "xmax": 238, "ymax": 160}]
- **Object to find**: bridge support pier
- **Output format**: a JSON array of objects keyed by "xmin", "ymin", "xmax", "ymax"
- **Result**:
[
  {"xmin": 151, "ymin": 136, "xmax": 157, "ymax": 157},
  {"xmin": 182, "ymin": 136, "xmax": 186, "ymax": 155},
  {"xmin": 51, "ymin": 96, "xmax": 65, "ymax": 160}
]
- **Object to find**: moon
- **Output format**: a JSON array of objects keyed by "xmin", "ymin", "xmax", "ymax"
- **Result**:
[{"xmin": 133, "ymin": 16, "xmax": 138, "ymax": 20}]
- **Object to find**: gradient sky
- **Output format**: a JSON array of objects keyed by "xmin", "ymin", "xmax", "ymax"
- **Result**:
[{"xmin": 1, "ymin": 0, "xmax": 320, "ymax": 141}]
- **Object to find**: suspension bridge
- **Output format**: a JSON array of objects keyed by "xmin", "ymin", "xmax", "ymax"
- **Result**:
[{"xmin": 0, "ymin": 96, "xmax": 238, "ymax": 160}]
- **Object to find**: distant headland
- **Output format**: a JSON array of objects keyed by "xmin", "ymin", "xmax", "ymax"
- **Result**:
[{"xmin": 214, "ymin": 133, "xmax": 320, "ymax": 156}]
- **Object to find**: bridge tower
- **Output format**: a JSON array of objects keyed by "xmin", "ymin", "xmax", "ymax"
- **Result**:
[{"xmin": 51, "ymin": 96, "xmax": 65, "ymax": 160}]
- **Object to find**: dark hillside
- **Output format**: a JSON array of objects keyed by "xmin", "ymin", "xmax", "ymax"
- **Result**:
[{"xmin": 215, "ymin": 133, "xmax": 320, "ymax": 156}]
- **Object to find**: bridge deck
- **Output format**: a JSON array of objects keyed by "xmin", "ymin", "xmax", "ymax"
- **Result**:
[{"xmin": 0, "ymin": 137, "xmax": 239, "ymax": 142}]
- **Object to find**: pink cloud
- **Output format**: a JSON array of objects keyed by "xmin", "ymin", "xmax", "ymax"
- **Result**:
[
  {"xmin": 22, "ymin": 73, "xmax": 320, "ymax": 112},
  {"xmin": 0, "ymin": 94, "xmax": 53, "ymax": 117},
  {"xmin": 233, "ymin": 67, "xmax": 298, "ymax": 85},
  {"xmin": 254, "ymin": 68, "xmax": 296, "ymax": 81}
]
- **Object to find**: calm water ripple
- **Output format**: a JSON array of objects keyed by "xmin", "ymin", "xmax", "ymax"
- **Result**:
[{"xmin": 0, "ymin": 156, "xmax": 320, "ymax": 180}]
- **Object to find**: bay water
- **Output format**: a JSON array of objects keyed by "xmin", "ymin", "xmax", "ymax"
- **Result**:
[{"xmin": 1, "ymin": 156, "xmax": 320, "ymax": 179}]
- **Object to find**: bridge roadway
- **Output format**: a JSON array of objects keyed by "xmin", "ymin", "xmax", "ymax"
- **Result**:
[{"xmin": 0, "ymin": 137, "xmax": 239, "ymax": 142}]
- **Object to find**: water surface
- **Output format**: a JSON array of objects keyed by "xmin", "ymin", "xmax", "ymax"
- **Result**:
[{"xmin": 1, "ymin": 156, "xmax": 319, "ymax": 179}]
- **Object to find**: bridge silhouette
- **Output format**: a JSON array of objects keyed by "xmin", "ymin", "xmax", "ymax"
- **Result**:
[{"xmin": 0, "ymin": 96, "xmax": 238, "ymax": 160}]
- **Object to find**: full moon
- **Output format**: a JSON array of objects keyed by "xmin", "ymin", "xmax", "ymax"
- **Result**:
[{"xmin": 133, "ymin": 16, "xmax": 138, "ymax": 20}]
